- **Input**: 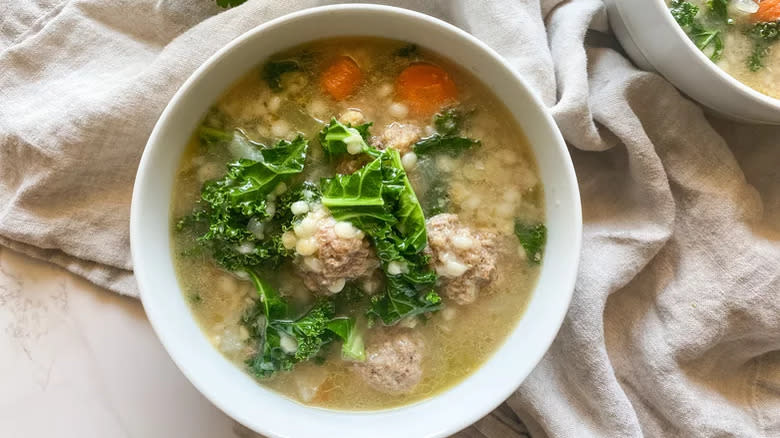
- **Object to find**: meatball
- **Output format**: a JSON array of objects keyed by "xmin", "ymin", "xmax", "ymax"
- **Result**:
[
  {"xmin": 378, "ymin": 122, "xmax": 421, "ymax": 155},
  {"xmin": 425, "ymin": 213, "xmax": 498, "ymax": 305},
  {"xmin": 339, "ymin": 109, "xmax": 366, "ymax": 126},
  {"xmin": 292, "ymin": 206, "xmax": 379, "ymax": 294},
  {"xmin": 353, "ymin": 329, "xmax": 424, "ymax": 394}
]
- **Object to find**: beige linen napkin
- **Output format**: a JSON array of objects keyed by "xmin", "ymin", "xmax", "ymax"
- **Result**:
[{"xmin": 0, "ymin": 0, "xmax": 778, "ymax": 436}]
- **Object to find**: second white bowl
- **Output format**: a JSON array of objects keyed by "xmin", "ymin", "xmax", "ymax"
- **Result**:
[{"xmin": 606, "ymin": 0, "xmax": 780, "ymax": 124}]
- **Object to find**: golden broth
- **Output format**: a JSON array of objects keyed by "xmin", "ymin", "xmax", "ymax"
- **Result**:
[{"xmin": 171, "ymin": 37, "xmax": 544, "ymax": 410}]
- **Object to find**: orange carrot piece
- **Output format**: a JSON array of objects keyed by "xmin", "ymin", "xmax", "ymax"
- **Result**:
[
  {"xmin": 395, "ymin": 63, "xmax": 457, "ymax": 117},
  {"xmin": 321, "ymin": 56, "xmax": 363, "ymax": 101},
  {"xmin": 754, "ymin": 0, "xmax": 780, "ymax": 22}
]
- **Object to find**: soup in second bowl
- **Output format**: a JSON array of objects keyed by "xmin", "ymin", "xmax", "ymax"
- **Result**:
[
  {"xmin": 668, "ymin": 0, "xmax": 780, "ymax": 99},
  {"xmin": 171, "ymin": 37, "xmax": 545, "ymax": 410}
]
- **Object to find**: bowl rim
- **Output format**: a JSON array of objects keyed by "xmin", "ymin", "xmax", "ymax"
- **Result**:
[
  {"xmin": 639, "ymin": 0, "xmax": 780, "ymax": 110},
  {"xmin": 130, "ymin": 4, "xmax": 581, "ymax": 438}
]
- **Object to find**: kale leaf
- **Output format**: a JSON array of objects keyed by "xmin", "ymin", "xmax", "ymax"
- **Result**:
[
  {"xmin": 198, "ymin": 125, "xmax": 233, "ymax": 146},
  {"xmin": 379, "ymin": 149, "xmax": 428, "ymax": 253},
  {"xmin": 746, "ymin": 22, "xmax": 780, "ymax": 72},
  {"xmin": 276, "ymin": 181, "xmax": 321, "ymax": 224},
  {"xmin": 367, "ymin": 275, "xmax": 441, "ymax": 325},
  {"xmin": 178, "ymin": 135, "xmax": 308, "ymax": 271},
  {"xmin": 216, "ymin": 0, "xmax": 247, "ymax": 8},
  {"xmin": 320, "ymin": 157, "xmax": 395, "ymax": 226},
  {"xmin": 209, "ymin": 135, "xmax": 307, "ymax": 206},
  {"xmin": 321, "ymin": 149, "xmax": 441, "ymax": 325},
  {"xmin": 670, "ymin": 0, "xmax": 699, "ymax": 27},
  {"xmin": 242, "ymin": 271, "xmax": 365, "ymax": 377},
  {"xmin": 413, "ymin": 108, "xmax": 480, "ymax": 156},
  {"xmin": 262, "ymin": 60, "xmax": 302, "ymax": 92},
  {"xmin": 318, "ymin": 118, "xmax": 374, "ymax": 161},
  {"xmin": 706, "ymin": 0, "xmax": 730, "ymax": 24},
  {"xmin": 325, "ymin": 317, "xmax": 366, "ymax": 361},
  {"xmin": 514, "ymin": 220, "xmax": 547, "ymax": 264},
  {"xmin": 669, "ymin": 0, "xmax": 725, "ymax": 62},
  {"xmin": 413, "ymin": 108, "xmax": 477, "ymax": 216},
  {"xmin": 395, "ymin": 44, "xmax": 419, "ymax": 58},
  {"xmin": 691, "ymin": 26, "xmax": 725, "ymax": 61},
  {"xmin": 433, "ymin": 107, "xmax": 464, "ymax": 136}
]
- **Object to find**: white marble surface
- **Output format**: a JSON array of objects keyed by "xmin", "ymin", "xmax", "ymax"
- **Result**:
[{"xmin": 0, "ymin": 247, "xmax": 254, "ymax": 438}]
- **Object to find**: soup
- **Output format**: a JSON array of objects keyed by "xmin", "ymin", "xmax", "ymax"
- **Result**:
[
  {"xmin": 667, "ymin": 0, "xmax": 780, "ymax": 99},
  {"xmin": 171, "ymin": 38, "xmax": 545, "ymax": 410}
]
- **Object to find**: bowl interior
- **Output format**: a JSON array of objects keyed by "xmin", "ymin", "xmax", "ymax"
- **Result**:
[{"xmin": 130, "ymin": 5, "xmax": 581, "ymax": 438}]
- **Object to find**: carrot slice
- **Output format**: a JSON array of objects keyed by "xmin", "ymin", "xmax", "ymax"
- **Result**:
[
  {"xmin": 395, "ymin": 63, "xmax": 457, "ymax": 117},
  {"xmin": 754, "ymin": 0, "xmax": 780, "ymax": 22},
  {"xmin": 321, "ymin": 56, "xmax": 362, "ymax": 101}
]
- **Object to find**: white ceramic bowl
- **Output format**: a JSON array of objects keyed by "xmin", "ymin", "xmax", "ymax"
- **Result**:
[
  {"xmin": 606, "ymin": 0, "xmax": 780, "ymax": 124},
  {"xmin": 130, "ymin": 5, "xmax": 581, "ymax": 438}
]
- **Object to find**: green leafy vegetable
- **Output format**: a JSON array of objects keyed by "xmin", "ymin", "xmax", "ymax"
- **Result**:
[
  {"xmin": 276, "ymin": 181, "xmax": 321, "ymax": 224},
  {"xmin": 669, "ymin": 0, "xmax": 725, "ymax": 62},
  {"xmin": 379, "ymin": 150, "xmax": 428, "ymax": 253},
  {"xmin": 334, "ymin": 283, "xmax": 369, "ymax": 312},
  {"xmin": 670, "ymin": 0, "xmax": 699, "ymax": 27},
  {"xmin": 326, "ymin": 317, "xmax": 366, "ymax": 361},
  {"xmin": 706, "ymin": 0, "xmax": 730, "ymax": 24},
  {"xmin": 422, "ymin": 181, "xmax": 450, "ymax": 217},
  {"xmin": 413, "ymin": 108, "xmax": 480, "ymax": 156},
  {"xmin": 433, "ymin": 107, "xmax": 464, "ymax": 136},
  {"xmin": 321, "ymin": 157, "xmax": 394, "ymax": 225},
  {"xmin": 321, "ymin": 149, "xmax": 441, "ymax": 325},
  {"xmin": 198, "ymin": 125, "xmax": 233, "ymax": 146},
  {"xmin": 514, "ymin": 220, "xmax": 547, "ymax": 264},
  {"xmin": 318, "ymin": 118, "xmax": 374, "ymax": 161},
  {"xmin": 177, "ymin": 135, "xmax": 308, "ymax": 271},
  {"xmin": 412, "ymin": 108, "xmax": 478, "ymax": 217},
  {"xmin": 395, "ymin": 44, "xmax": 419, "ymax": 58},
  {"xmin": 242, "ymin": 272, "xmax": 366, "ymax": 377},
  {"xmin": 414, "ymin": 136, "xmax": 480, "ymax": 156},
  {"xmin": 215, "ymin": 0, "xmax": 247, "ymax": 8},
  {"xmin": 262, "ymin": 60, "xmax": 302, "ymax": 92},
  {"xmin": 746, "ymin": 21, "xmax": 780, "ymax": 72},
  {"xmin": 691, "ymin": 26, "xmax": 725, "ymax": 61}
]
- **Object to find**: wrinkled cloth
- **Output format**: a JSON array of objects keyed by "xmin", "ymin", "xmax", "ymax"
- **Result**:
[{"xmin": 1, "ymin": 0, "xmax": 778, "ymax": 437}]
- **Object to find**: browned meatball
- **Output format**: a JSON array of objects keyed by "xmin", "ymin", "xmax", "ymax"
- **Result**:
[
  {"xmin": 291, "ymin": 206, "xmax": 379, "ymax": 294},
  {"xmin": 353, "ymin": 329, "xmax": 424, "ymax": 394},
  {"xmin": 425, "ymin": 213, "xmax": 498, "ymax": 305}
]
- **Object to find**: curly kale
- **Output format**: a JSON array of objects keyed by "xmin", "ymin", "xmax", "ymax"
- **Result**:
[
  {"xmin": 746, "ymin": 21, "xmax": 780, "ymax": 72},
  {"xmin": 215, "ymin": 0, "xmax": 247, "ymax": 8},
  {"xmin": 669, "ymin": 0, "xmax": 725, "ymax": 62},
  {"xmin": 242, "ymin": 272, "xmax": 365, "ymax": 378},
  {"xmin": 178, "ymin": 134, "xmax": 308, "ymax": 271},
  {"xmin": 670, "ymin": 0, "xmax": 699, "ymax": 27},
  {"xmin": 413, "ymin": 108, "xmax": 480, "ymax": 156}
]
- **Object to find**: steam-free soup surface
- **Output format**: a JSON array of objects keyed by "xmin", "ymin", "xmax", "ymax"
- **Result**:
[
  {"xmin": 171, "ymin": 38, "xmax": 545, "ymax": 410},
  {"xmin": 668, "ymin": 0, "xmax": 780, "ymax": 99}
]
